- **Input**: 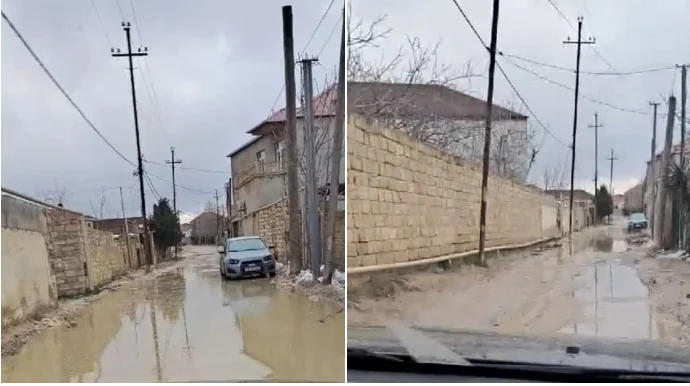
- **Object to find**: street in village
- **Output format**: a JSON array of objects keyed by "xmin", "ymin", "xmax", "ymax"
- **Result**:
[
  {"xmin": 2, "ymin": 246, "xmax": 345, "ymax": 383},
  {"xmin": 348, "ymin": 217, "xmax": 690, "ymax": 347}
]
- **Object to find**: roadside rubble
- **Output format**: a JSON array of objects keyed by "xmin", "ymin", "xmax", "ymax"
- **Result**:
[{"xmin": 272, "ymin": 262, "xmax": 345, "ymax": 304}]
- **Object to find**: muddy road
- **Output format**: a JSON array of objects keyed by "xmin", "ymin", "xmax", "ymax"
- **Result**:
[
  {"xmin": 349, "ymin": 220, "xmax": 690, "ymax": 346},
  {"xmin": 2, "ymin": 246, "xmax": 345, "ymax": 382}
]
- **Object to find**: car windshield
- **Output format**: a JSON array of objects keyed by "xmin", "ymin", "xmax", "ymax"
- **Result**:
[
  {"xmin": 630, "ymin": 213, "xmax": 646, "ymax": 222},
  {"xmin": 346, "ymin": 0, "xmax": 690, "ymax": 373},
  {"xmin": 227, "ymin": 238, "xmax": 266, "ymax": 252}
]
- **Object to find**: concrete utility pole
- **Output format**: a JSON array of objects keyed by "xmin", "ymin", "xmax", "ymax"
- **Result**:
[
  {"xmin": 564, "ymin": 16, "xmax": 595, "ymax": 236},
  {"xmin": 478, "ymin": 0, "xmax": 501, "ymax": 266},
  {"xmin": 214, "ymin": 189, "xmax": 220, "ymax": 245},
  {"xmin": 112, "ymin": 22, "xmax": 151, "ymax": 269},
  {"xmin": 300, "ymin": 57, "xmax": 322, "ymax": 279},
  {"xmin": 655, "ymin": 96, "xmax": 677, "ymax": 248},
  {"xmin": 282, "ymin": 6, "xmax": 302, "ymax": 274},
  {"xmin": 648, "ymin": 101, "xmax": 660, "ymax": 237},
  {"xmin": 679, "ymin": 64, "xmax": 688, "ymax": 248},
  {"xmin": 323, "ymin": 8, "xmax": 345, "ymax": 283},
  {"xmin": 588, "ymin": 112, "xmax": 603, "ymax": 220},
  {"xmin": 225, "ymin": 178, "xmax": 233, "ymax": 237},
  {"xmin": 119, "ymin": 187, "xmax": 132, "ymax": 268},
  {"xmin": 607, "ymin": 149, "xmax": 617, "ymax": 196},
  {"xmin": 166, "ymin": 147, "xmax": 182, "ymax": 258},
  {"xmin": 679, "ymin": 65, "xmax": 688, "ymax": 165}
]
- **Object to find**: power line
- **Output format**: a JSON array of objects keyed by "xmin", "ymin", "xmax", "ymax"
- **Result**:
[
  {"xmin": 90, "ymin": 0, "xmax": 114, "ymax": 47},
  {"xmin": 1, "ymin": 11, "xmax": 137, "ymax": 167},
  {"xmin": 115, "ymin": 0, "xmax": 127, "ymax": 21},
  {"xmin": 143, "ymin": 171, "xmax": 162, "ymax": 201},
  {"xmin": 318, "ymin": 12, "xmax": 342, "ymax": 57},
  {"xmin": 145, "ymin": 171, "xmax": 215, "ymax": 195},
  {"xmin": 265, "ymin": 0, "xmax": 338, "ymax": 118},
  {"xmin": 502, "ymin": 56, "xmax": 650, "ymax": 115},
  {"xmin": 500, "ymin": 52, "xmax": 677, "ymax": 76},
  {"xmin": 144, "ymin": 159, "xmax": 228, "ymax": 175},
  {"xmin": 545, "ymin": 0, "xmax": 618, "ymax": 73},
  {"xmin": 449, "ymin": 0, "xmax": 569, "ymax": 149}
]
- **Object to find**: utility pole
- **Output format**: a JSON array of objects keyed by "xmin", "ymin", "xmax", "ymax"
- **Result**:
[
  {"xmin": 300, "ymin": 57, "xmax": 322, "ymax": 279},
  {"xmin": 564, "ymin": 16, "xmax": 595, "ymax": 236},
  {"xmin": 655, "ymin": 96, "xmax": 677, "ymax": 248},
  {"xmin": 166, "ymin": 147, "xmax": 182, "ymax": 258},
  {"xmin": 588, "ymin": 112, "xmax": 603, "ymax": 221},
  {"xmin": 119, "ymin": 187, "xmax": 132, "ymax": 269},
  {"xmin": 648, "ymin": 101, "xmax": 660, "ymax": 237},
  {"xmin": 214, "ymin": 189, "xmax": 220, "ymax": 245},
  {"xmin": 282, "ymin": 6, "xmax": 302, "ymax": 274},
  {"xmin": 607, "ymin": 149, "xmax": 617, "ymax": 196},
  {"xmin": 679, "ymin": 64, "xmax": 688, "ymax": 248},
  {"xmin": 112, "ymin": 22, "xmax": 151, "ymax": 269},
  {"xmin": 478, "ymin": 0, "xmax": 501, "ymax": 266},
  {"xmin": 323, "ymin": 8, "xmax": 345, "ymax": 284}
]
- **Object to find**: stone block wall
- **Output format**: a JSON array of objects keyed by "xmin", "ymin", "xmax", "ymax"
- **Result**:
[
  {"xmin": 256, "ymin": 198, "xmax": 289, "ymax": 262},
  {"xmin": 45, "ymin": 209, "xmax": 88, "ymax": 297},
  {"xmin": 1, "ymin": 195, "xmax": 57, "ymax": 328},
  {"xmin": 347, "ymin": 115, "xmax": 543, "ymax": 269},
  {"xmin": 84, "ymin": 227, "xmax": 129, "ymax": 290}
]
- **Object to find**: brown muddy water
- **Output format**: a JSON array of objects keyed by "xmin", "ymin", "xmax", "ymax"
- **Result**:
[{"xmin": 1, "ymin": 256, "xmax": 345, "ymax": 382}]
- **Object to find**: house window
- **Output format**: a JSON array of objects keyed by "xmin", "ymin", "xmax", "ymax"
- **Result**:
[
  {"xmin": 256, "ymin": 150, "xmax": 266, "ymax": 172},
  {"xmin": 275, "ymin": 140, "xmax": 285, "ymax": 169}
]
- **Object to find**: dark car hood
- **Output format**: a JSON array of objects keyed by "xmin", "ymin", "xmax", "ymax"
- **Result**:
[{"xmin": 348, "ymin": 325, "xmax": 690, "ymax": 373}]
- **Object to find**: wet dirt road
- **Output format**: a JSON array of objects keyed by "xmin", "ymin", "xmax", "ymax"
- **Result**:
[
  {"xmin": 349, "ymin": 221, "xmax": 685, "ymax": 345},
  {"xmin": 2, "ymin": 246, "xmax": 345, "ymax": 382}
]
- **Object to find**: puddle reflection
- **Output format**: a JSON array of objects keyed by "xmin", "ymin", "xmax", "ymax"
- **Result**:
[
  {"xmin": 2, "ymin": 266, "xmax": 344, "ymax": 382},
  {"xmin": 560, "ymin": 260, "xmax": 657, "ymax": 340}
]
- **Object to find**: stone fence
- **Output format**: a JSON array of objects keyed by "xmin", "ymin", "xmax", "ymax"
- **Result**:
[{"xmin": 347, "ymin": 115, "xmax": 567, "ymax": 287}]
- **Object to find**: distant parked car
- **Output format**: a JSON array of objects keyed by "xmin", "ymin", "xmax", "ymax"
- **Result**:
[
  {"xmin": 627, "ymin": 212, "xmax": 648, "ymax": 232},
  {"xmin": 219, "ymin": 236, "xmax": 276, "ymax": 279}
]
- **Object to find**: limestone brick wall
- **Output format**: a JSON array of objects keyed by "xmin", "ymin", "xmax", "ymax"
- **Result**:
[
  {"xmin": 84, "ymin": 228, "xmax": 129, "ymax": 290},
  {"xmin": 45, "ymin": 209, "xmax": 88, "ymax": 297},
  {"xmin": 256, "ymin": 198, "xmax": 289, "ymax": 262},
  {"xmin": 347, "ymin": 115, "xmax": 543, "ymax": 269}
]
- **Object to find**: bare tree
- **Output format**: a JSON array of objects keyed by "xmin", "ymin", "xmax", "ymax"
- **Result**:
[
  {"xmin": 543, "ymin": 157, "xmax": 569, "ymax": 191},
  {"xmin": 347, "ymin": 7, "xmax": 536, "ymax": 181},
  {"xmin": 40, "ymin": 180, "xmax": 69, "ymax": 206},
  {"xmin": 204, "ymin": 200, "xmax": 215, "ymax": 213},
  {"xmin": 89, "ymin": 188, "xmax": 107, "ymax": 219}
]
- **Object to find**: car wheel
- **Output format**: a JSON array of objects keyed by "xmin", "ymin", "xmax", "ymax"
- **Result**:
[{"xmin": 269, "ymin": 272, "xmax": 276, "ymax": 278}]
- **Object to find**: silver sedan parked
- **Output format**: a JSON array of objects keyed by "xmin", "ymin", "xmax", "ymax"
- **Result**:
[{"xmin": 219, "ymin": 236, "xmax": 276, "ymax": 279}]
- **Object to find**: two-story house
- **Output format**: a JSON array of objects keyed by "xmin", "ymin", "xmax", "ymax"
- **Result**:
[{"xmin": 227, "ymin": 85, "xmax": 344, "ymax": 237}]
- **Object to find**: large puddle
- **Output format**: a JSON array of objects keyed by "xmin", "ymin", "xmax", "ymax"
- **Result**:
[
  {"xmin": 560, "ymin": 234, "xmax": 658, "ymax": 340},
  {"xmin": 2, "ymin": 258, "xmax": 345, "ymax": 382}
]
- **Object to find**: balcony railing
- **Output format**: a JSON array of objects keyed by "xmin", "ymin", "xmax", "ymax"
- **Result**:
[{"xmin": 234, "ymin": 160, "xmax": 286, "ymax": 188}]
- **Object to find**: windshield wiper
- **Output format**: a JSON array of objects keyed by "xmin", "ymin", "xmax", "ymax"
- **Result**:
[{"xmin": 347, "ymin": 347, "xmax": 690, "ymax": 382}]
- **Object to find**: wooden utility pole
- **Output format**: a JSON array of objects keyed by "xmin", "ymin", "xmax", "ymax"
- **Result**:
[
  {"xmin": 588, "ymin": 112, "xmax": 603, "ymax": 220},
  {"xmin": 112, "ymin": 22, "xmax": 151, "ymax": 269},
  {"xmin": 119, "ymin": 187, "xmax": 132, "ymax": 268},
  {"xmin": 648, "ymin": 101, "xmax": 660, "ymax": 237},
  {"xmin": 282, "ymin": 6, "xmax": 302, "ymax": 273},
  {"xmin": 655, "ymin": 96, "xmax": 677, "ymax": 248},
  {"xmin": 166, "ymin": 147, "xmax": 182, "ymax": 258},
  {"xmin": 607, "ymin": 148, "xmax": 618, "ymax": 223},
  {"xmin": 564, "ymin": 16, "xmax": 595, "ymax": 236},
  {"xmin": 477, "ymin": 0, "xmax": 501, "ymax": 266},
  {"xmin": 323, "ymin": 8, "xmax": 345, "ymax": 283}
]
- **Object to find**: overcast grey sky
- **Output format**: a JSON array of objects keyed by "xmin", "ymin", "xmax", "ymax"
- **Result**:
[
  {"xmin": 350, "ymin": 0, "xmax": 690, "ymax": 195},
  {"xmin": 2, "ymin": 0, "xmax": 340, "ymax": 221}
]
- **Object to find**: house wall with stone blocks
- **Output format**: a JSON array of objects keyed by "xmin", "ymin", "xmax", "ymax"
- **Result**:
[
  {"xmin": 84, "ymin": 227, "xmax": 129, "ymax": 290},
  {"xmin": 347, "ymin": 114, "xmax": 543, "ymax": 270},
  {"xmin": 45, "ymin": 208, "xmax": 89, "ymax": 298}
]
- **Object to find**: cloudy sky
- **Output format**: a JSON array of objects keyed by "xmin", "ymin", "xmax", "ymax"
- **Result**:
[
  {"xmin": 2, "ymin": 0, "xmax": 341, "ymax": 221},
  {"xmin": 350, "ymin": 0, "xmax": 690, "ymax": 195}
]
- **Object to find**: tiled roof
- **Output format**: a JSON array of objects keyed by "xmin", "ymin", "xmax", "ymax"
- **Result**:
[{"xmin": 347, "ymin": 82, "xmax": 527, "ymax": 121}]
